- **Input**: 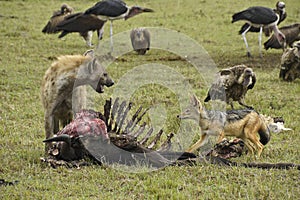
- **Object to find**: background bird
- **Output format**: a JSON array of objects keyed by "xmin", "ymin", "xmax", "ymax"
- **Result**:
[
  {"xmin": 42, "ymin": 4, "xmax": 99, "ymax": 47},
  {"xmin": 264, "ymin": 23, "xmax": 300, "ymax": 50},
  {"xmin": 56, "ymin": 12, "xmax": 106, "ymax": 47},
  {"xmin": 83, "ymin": 0, "xmax": 154, "ymax": 51},
  {"xmin": 42, "ymin": 3, "xmax": 74, "ymax": 34},
  {"xmin": 204, "ymin": 65, "xmax": 256, "ymax": 109},
  {"xmin": 130, "ymin": 28, "xmax": 150, "ymax": 55},
  {"xmin": 280, "ymin": 41, "xmax": 300, "ymax": 81},
  {"xmin": 238, "ymin": 2, "xmax": 286, "ymax": 37},
  {"xmin": 56, "ymin": 0, "xmax": 154, "ymax": 51},
  {"xmin": 232, "ymin": 4, "xmax": 286, "ymax": 57}
]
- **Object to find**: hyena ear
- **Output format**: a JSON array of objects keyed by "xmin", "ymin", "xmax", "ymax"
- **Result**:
[
  {"xmin": 83, "ymin": 49, "xmax": 94, "ymax": 58},
  {"xmin": 87, "ymin": 58, "xmax": 97, "ymax": 74},
  {"xmin": 220, "ymin": 69, "xmax": 232, "ymax": 76}
]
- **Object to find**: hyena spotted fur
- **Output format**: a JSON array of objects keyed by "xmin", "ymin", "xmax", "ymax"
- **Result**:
[{"xmin": 41, "ymin": 50, "xmax": 114, "ymax": 148}]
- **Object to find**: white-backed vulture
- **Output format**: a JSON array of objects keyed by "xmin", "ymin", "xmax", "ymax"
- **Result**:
[
  {"xmin": 130, "ymin": 28, "xmax": 150, "ymax": 55},
  {"xmin": 280, "ymin": 41, "xmax": 300, "ymax": 81},
  {"xmin": 264, "ymin": 23, "xmax": 300, "ymax": 50},
  {"xmin": 204, "ymin": 65, "xmax": 256, "ymax": 109}
]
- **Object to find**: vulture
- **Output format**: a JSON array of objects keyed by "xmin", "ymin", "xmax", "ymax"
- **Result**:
[
  {"xmin": 42, "ymin": 4, "xmax": 99, "ymax": 47},
  {"xmin": 232, "ymin": 2, "xmax": 286, "ymax": 57},
  {"xmin": 42, "ymin": 4, "xmax": 74, "ymax": 34},
  {"xmin": 204, "ymin": 65, "xmax": 256, "ymax": 109},
  {"xmin": 55, "ymin": 13, "xmax": 106, "ymax": 47},
  {"xmin": 55, "ymin": 0, "xmax": 154, "ymax": 50},
  {"xmin": 264, "ymin": 23, "xmax": 300, "ymax": 50},
  {"xmin": 238, "ymin": 1, "xmax": 287, "ymax": 37},
  {"xmin": 130, "ymin": 28, "xmax": 150, "ymax": 55},
  {"xmin": 279, "ymin": 41, "xmax": 300, "ymax": 81}
]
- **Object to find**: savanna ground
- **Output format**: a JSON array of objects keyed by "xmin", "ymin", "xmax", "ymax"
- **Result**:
[{"xmin": 0, "ymin": 0, "xmax": 299, "ymax": 199}]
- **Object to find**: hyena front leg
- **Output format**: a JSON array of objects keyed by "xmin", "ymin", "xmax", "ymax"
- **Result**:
[
  {"xmin": 72, "ymin": 86, "xmax": 87, "ymax": 114},
  {"xmin": 44, "ymin": 112, "xmax": 57, "ymax": 152},
  {"xmin": 44, "ymin": 112, "xmax": 56, "ymax": 139}
]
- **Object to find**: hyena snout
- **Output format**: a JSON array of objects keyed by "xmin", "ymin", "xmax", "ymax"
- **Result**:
[
  {"xmin": 93, "ymin": 74, "xmax": 114, "ymax": 93},
  {"xmin": 104, "ymin": 76, "xmax": 114, "ymax": 87}
]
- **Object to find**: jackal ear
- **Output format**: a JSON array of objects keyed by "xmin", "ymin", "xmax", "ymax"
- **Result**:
[{"xmin": 190, "ymin": 94, "xmax": 201, "ymax": 107}]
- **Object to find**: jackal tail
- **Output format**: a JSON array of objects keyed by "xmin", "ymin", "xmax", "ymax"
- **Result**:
[{"xmin": 258, "ymin": 124, "xmax": 270, "ymax": 145}]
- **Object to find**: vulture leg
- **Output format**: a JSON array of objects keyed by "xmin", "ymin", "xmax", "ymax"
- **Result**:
[
  {"xmin": 238, "ymin": 98, "xmax": 253, "ymax": 109},
  {"xmin": 241, "ymin": 25, "xmax": 252, "ymax": 57},
  {"xmin": 229, "ymin": 99, "xmax": 234, "ymax": 110},
  {"xmin": 259, "ymin": 26, "xmax": 263, "ymax": 58},
  {"xmin": 110, "ymin": 20, "xmax": 114, "ymax": 52},
  {"xmin": 86, "ymin": 31, "xmax": 93, "ymax": 47},
  {"xmin": 98, "ymin": 26, "xmax": 104, "ymax": 40}
]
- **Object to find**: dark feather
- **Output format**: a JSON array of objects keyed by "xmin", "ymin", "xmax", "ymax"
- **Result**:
[
  {"xmin": 232, "ymin": 6, "xmax": 278, "ymax": 25},
  {"xmin": 56, "ymin": 13, "xmax": 105, "ymax": 37},
  {"xmin": 42, "ymin": 4, "xmax": 74, "ymax": 34},
  {"xmin": 84, "ymin": 0, "xmax": 128, "ymax": 17},
  {"xmin": 264, "ymin": 23, "xmax": 300, "ymax": 50}
]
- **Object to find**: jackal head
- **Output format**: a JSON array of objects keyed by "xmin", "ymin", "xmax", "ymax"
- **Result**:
[
  {"xmin": 77, "ymin": 58, "xmax": 114, "ymax": 93},
  {"xmin": 177, "ymin": 95, "xmax": 206, "ymax": 121}
]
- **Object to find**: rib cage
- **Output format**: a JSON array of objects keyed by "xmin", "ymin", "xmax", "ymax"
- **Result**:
[{"xmin": 104, "ymin": 97, "xmax": 173, "ymax": 151}]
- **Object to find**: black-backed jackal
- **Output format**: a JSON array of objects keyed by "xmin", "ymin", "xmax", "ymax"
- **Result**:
[{"xmin": 178, "ymin": 95, "xmax": 270, "ymax": 157}]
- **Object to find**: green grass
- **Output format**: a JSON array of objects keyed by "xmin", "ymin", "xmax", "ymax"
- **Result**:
[{"xmin": 0, "ymin": 0, "xmax": 299, "ymax": 199}]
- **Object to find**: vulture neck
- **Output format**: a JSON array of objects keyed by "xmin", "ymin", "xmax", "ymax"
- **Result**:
[{"xmin": 272, "ymin": 25, "xmax": 285, "ymax": 46}]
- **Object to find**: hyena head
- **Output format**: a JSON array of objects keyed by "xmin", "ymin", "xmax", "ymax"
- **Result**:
[
  {"xmin": 177, "ymin": 95, "xmax": 206, "ymax": 121},
  {"xmin": 77, "ymin": 58, "xmax": 114, "ymax": 93}
]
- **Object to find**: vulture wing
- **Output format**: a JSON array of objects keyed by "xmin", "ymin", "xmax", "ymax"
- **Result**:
[
  {"xmin": 42, "ymin": 11, "xmax": 69, "ymax": 33},
  {"xmin": 56, "ymin": 13, "xmax": 106, "ymax": 34}
]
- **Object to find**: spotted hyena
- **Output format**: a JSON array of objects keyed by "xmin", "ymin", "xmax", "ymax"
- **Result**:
[{"xmin": 41, "ymin": 50, "xmax": 114, "ymax": 148}]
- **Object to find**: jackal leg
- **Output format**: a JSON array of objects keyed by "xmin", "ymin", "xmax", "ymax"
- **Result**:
[
  {"xmin": 244, "ymin": 125, "xmax": 264, "ymax": 157},
  {"xmin": 247, "ymin": 132, "xmax": 264, "ymax": 157},
  {"xmin": 243, "ymin": 139, "xmax": 255, "ymax": 155},
  {"xmin": 217, "ymin": 131, "xmax": 225, "ymax": 143},
  {"xmin": 186, "ymin": 133, "xmax": 208, "ymax": 153}
]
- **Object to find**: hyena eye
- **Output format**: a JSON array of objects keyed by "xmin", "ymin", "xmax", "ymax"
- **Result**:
[{"xmin": 103, "ymin": 73, "xmax": 108, "ymax": 77}]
